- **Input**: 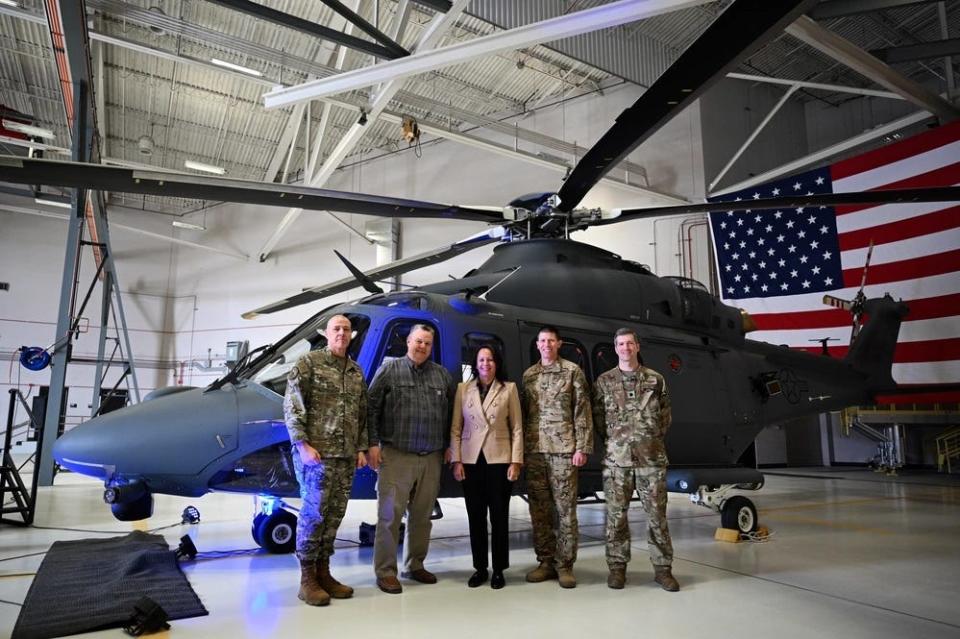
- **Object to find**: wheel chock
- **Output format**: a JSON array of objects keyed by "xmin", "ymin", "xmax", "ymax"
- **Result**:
[{"xmin": 714, "ymin": 527, "xmax": 741, "ymax": 543}]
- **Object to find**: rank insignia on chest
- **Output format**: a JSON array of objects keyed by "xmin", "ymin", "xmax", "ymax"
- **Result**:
[
  {"xmin": 436, "ymin": 389, "xmax": 443, "ymax": 396},
  {"xmin": 626, "ymin": 390, "xmax": 636, "ymax": 399}
]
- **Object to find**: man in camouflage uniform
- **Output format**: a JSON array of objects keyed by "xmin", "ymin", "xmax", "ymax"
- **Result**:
[
  {"xmin": 522, "ymin": 325, "xmax": 593, "ymax": 589},
  {"xmin": 284, "ymin": 314, "xmax": 368, "ymax": 606},
  {"xmin": 593, "ymin": 328, "xmax": 679, "ymax": 592}
]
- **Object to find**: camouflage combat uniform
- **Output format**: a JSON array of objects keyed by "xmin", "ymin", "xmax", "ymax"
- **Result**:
[
  {"xmin": 521, "ymin": 358, "xmax": 593, "ymax": 569},
  {"xmin": 284, "ymin": 348, "xmax": 368, "ymax": 562},
  {"xmin": 593, "ymin": 366, "xmax": 673, "ymax": 569}
]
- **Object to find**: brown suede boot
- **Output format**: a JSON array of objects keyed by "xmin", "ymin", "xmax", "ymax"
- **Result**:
[
  {"xmin": 557, "ymin": 567, "xmax": 577, "ymax": 589},
  {"xmin": 525, "ymin": 562, "xmax": 558, "ymax": 583},
  {"xmin": 299, "ymin": 559, "xmax": 331, "ymax": 606},
  {"xmin": 607, "ymin": 565, "xmax": 626, "ymax": 589},
  {"xmin": 316, "ymin": 557, "xmax": 354, "ymax": 599},
  {"xmin": 654, "ymin": 565, "xmax": 680, "ymax": 592}
]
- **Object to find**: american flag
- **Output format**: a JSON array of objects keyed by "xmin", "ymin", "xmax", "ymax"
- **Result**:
[{"xmin": 708, "ymin": 120, "xmax": 960, "ymax": 404}]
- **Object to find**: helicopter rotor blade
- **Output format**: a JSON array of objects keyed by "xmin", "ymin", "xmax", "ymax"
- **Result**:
[
  {"xmin": 850, "ymin": 240, "xmax": 875, "ymax": 343},
  {"xmin": 242, "ymin": 227, "xmax": 505, "ymax": 319},
  {"xmin": 599, "ymin": 186, "xmax": 960, "ymax": 224},
  {"xmin": 556, "ymin": 0, "xmax": 816, "ymax": 213},
  {"xmin": 0, "ymin": 156, "xmax": 506, "ymax": 223},
  {"xmin": 822, "ymin": 295, "xmax": 852, "ymax": 311}
]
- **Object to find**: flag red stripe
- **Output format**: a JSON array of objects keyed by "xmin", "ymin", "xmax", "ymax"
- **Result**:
[
  {"xmin": 830, "ymin": 120, "xmax": 960, "ymax": 180},
  {"xmin": 749, "ymin": 292, "xmax": 960, "ymax": 330},
  {"xmin": 874, "ymin": 390, "xmax": 960, "ymax": 404},
  {"xmin": 838, "ymin": 205, "xmax": 960, "ymax": 251},
  {"xmin": 796, "ymin": 338, "xmax": 960, "ymax": 362},
  {"xmin": 834, "ymin": 162, "xmax": 960, "ymax": 215},
  {"xmin": 841, "ymin": 248, "xmax": 960, "ymax": 287}
]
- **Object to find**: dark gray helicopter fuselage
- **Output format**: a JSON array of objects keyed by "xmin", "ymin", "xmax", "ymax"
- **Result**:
[{"xmin": 53, "ymin": 239, "xmax": 905, "ymax": 517}]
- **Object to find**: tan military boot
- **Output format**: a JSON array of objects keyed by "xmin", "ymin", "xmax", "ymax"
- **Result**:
[
  {"xmin": 607, "ymin": 565, "xmax": 626, "ymax": 589},
  {"xmin": 557, "ymin": 567, "xmax": 577, "ymax": 589},
  {"xmin": 654, "ymin": 566, "xmax": 680, "ymax": 592},
  {"xmin": 525, "ymin": 562, "xmax": 558, "ymax": 583},
  {"xmin": 316, "ymin": 557, "xmax": 354, "ymax": 599},
  {"xmin": 298, "ymin": 560, "xmax": 331, "ymax": 606}
]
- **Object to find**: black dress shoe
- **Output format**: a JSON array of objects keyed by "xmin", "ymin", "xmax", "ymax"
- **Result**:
[
  {"xmin": 490, "ymin": 571, "xmax": 505, "ymax": 589},
  {"xmin": 467, "ymin": 569, "xmax": 489, "ymax": 588}
]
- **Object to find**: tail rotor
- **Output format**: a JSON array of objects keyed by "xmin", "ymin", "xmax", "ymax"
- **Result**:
[{"xmin": 822, "ymin": 240, "xmax": 874, "ymax": 345}]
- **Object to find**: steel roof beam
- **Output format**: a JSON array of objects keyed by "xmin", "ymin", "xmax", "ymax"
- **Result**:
[
  {"xmin": 203, "ymin": 0, "xmax": 407, "ymax": 60},
  {"xmin": 262, "ymin": 0, "xmax": 712, "ymax": 109},
  {"xmin": 256, "ymin": 0, "xmax": 471, "ymax": 261},
  {"xmin": 709, "ymin": 108, "xmax": 933, "ymax": 196},
  {"xmin": 810, "ymin": 0, "xmax": 932, "ymax": 20},
  {"xmin": 786, "ymin": 15, "xmax": 959, "ymax": 122},
  {"xmin": 412, "ymin": 0, "xmax": 451, "ymax": 12},
  {"xmin": 870, "ymin": 38, "xmax": 960, "ymax": 64},
  {"xmin": 316, "ymin": 0, "xmax": 409, "ymax": 56},
  {"xmin": 726, "ymin": 72, "xmax": 904, "ymax": 98}
]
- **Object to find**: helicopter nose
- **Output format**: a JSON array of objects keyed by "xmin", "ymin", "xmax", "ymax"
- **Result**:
[{"xmin": 53, "ymin": 411, "xmax": 126, "ymax": 479}]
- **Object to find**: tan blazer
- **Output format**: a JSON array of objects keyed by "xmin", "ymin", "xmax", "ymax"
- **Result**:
[{"xmin": 450, "ymin": 379, "xmax": 523, "ymax": 465}]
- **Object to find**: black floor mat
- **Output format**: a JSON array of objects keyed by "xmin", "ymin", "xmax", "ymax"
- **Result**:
[{"xmin": 12, "ymin": 531, "xmax": 207, "ymax": 639}]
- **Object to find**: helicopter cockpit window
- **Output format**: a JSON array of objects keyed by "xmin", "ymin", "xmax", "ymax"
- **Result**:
[
  {"xmin": 251, "ymin": 314, "xmax": 371, "ymax": 394},
  {"xmin": 461, "ymin": 333, "xmax": 506, "ymax": 382},
  {"xmin": 527, "ymin": 335, "xmax": 589, "ymax": 378},
  {"xmin": 364, "ymin": 294, "xmax": 428, "ymax": 311},
  {"xmin": 371, "ymin": 320, "xmax": 441, "ymax": 380},
  {"xmin": 664, "ymin": 275, "xmax": 710, "ymax": 293}
]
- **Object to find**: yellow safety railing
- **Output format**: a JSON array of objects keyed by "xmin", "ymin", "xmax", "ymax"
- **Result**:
[{"xmin": 936, "ymin": 426, "xmax": 960, "ymax": 474}]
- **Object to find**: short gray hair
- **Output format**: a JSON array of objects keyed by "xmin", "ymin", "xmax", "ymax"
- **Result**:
[
  {"xmin": 410, "ymin": 323, "xmax": 435, "ymax": 336},
  {"xmin": 614, "ymin": 327, "xmax": 640, "ymax": 345}
]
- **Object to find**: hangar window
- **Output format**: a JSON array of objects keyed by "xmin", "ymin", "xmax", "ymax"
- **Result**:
[{"xmin": 461, "ymin": 332, "xmax": 506, "ymax": 382}]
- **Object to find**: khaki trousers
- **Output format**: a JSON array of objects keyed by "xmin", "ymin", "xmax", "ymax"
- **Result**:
[{"xmin": 374, "ymin": 446, "xmax": 443, "ymax": 578}]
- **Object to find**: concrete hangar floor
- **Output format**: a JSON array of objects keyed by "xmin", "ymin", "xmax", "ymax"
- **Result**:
[{"xmin": 1, "ymin": 468, "xmax": 959, "ymax": 638}]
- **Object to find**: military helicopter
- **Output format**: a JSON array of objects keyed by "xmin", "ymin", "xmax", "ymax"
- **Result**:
[{"xmin": 4, "ymin": 0, "xmax": 959, "ymax": 552}]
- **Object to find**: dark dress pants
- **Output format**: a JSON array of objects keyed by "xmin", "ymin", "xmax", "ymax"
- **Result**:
[{"xmin": 462, "ymin": 451, "xmax": 513, "ymax": 571}]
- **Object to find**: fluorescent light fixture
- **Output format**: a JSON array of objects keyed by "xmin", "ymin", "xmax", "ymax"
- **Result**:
[
  {"xmin": 172, "ymin": 220, "xmax": 206, "ymax": 231},
  {"xmin": 210, "ymin": 58, "xmax": 262, "ymax": 77},
  {"xmin": 184, "ymin": 159, "xmax": 226, "ymax": 175},
  {"xmin": 35, "ymin": 197, "xmax": 72, "ymax": 209},
  {"xmin": 3, "ymin": 119, "xmax": 55, "ymax": 140},
  {"xmin": 0, "ymin": 0, "xmax": 19, "ymax": 7}
]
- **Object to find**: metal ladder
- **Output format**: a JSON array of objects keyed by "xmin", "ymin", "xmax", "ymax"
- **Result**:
[
  {"xmin": 935, "ymin": 426, "xmax": 960, "ymax": 474},
  {"xmin": 1, "ymin": 389, "xmax": 42, "ymax": 526}
]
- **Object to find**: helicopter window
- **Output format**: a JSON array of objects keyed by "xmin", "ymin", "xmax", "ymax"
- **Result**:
[
  {"xmin": 365, "ymin": 294, "xmax": 428, "ymax": 310},
  {"xmin": 527, "ymin": 335, "xmax": 589, "ymax": 377},
  {"xmin": 251, "ymin": 313, "xmax": 371, "ymax": 393},
  {"xmin": 592, "ymin": 343, "xmax": 644, "ymax": 379},
  {"xmin": 461, "ymin": 333, "xmax": 506, "ymax": 382},
  {"xmin": 664, "ymin": 275, "xmax": 709, "ymax": 293},
  {"xmin": 371, "ymin": 320, "xmax": 441, "ymax": 380},
  {"xmin": 593, "ymin": 344, "xmax": 618, "ymax": 380}
]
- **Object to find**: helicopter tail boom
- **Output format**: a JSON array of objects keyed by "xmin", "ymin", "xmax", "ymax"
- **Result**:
[{"xmin": 843, "ymin": 295, "xmax": 909, "ymax": 394}]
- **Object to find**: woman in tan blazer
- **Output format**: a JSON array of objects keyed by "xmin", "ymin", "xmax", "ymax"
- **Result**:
[{"xmin": 450, "ymin": 345, "xmax": 523, "ymax": 589}]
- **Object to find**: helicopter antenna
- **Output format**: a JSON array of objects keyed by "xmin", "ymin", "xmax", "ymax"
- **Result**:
[{"xmin": 478, "ymin": 266, "xmax": 521, "ymax": 301}]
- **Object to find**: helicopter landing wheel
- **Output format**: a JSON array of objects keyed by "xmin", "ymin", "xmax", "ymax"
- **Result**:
[
  {"xmin": 720, "ymin": 495, "xmax": 758, "ymax": 534},
  {"xmin": 254, "ymin": 509, "xmax": 298, "ymax": 553}
]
